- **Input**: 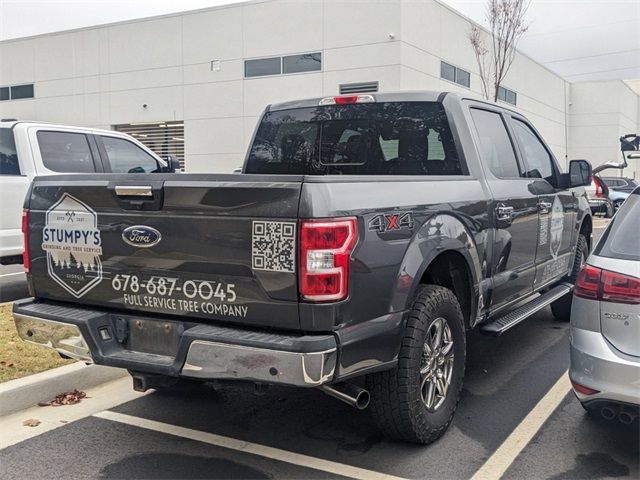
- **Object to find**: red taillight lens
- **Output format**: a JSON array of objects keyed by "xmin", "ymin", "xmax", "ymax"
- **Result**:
[
  {"xmin": 574, "ymin": 265, "xmax": 639, "ymax": 304},
  {"xmin": 601, "ymin": 269, "xmax": 640, "ymax": 304},
  {"xmin": 592, "ymin": 176, "xmax": 606, "ymax": 198},
  {"xmin": 21, "ymin": 209, "xmax": 30, "ymax": 272},
  {"xmin": 334, "ymin": 95, "xmax": 359, "ymax": 105},
  {"xmin": 574, "ymin": 265, "xmax": 601, "ymax": 300},
  {"xmin": 299, "ymin": 218, "xmax": 358, "ymax": 302}
]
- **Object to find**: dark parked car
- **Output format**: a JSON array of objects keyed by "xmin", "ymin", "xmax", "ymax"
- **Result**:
[
  {"xmin": 14, "ymin": 91, "xmax": 593, "ymax": 444},
  {"xmin": 601, "ymin": 176, "xmax": 638, "ymax": 194}
]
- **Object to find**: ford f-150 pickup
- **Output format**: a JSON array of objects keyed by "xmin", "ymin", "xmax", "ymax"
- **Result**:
[{"xmin": 14, "ymin": 91, "xmax": 593, "ymax": 444}]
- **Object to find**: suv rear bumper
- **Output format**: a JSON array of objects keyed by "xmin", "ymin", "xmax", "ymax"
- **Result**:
[{"xmin": 13, "ymin": 299, "xmax": 337, "ymax": 387}]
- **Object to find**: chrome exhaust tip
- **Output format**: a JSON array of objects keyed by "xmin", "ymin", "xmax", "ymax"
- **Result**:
[
  {"xmin": 319, "ymin": 383, "xmax": 370, "ymax": 410},
  {"xmin": 618, "ymin": 410, "xmax": 637, "ymax": 425},
  {"xmin": 600, "ymin": 406, "xmax": 616, "ymax": 421}
]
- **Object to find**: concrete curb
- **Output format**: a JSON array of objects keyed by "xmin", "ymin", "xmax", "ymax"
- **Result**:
[{"xmin": 0, "ymin": 362, "xmax": 127, "ymax": 417}]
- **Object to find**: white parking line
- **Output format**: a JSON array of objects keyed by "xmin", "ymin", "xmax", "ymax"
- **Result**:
[
  {"xmin": 93, "ymin": 410, "xmax": 409, "ymax": 480},
  {"xmin": 471, "ymin": 371, "xmax": 571, "ymax": 480},
  {"xmin": 0, "ymin": 272, "xmax": 25, "ymax": 279}
]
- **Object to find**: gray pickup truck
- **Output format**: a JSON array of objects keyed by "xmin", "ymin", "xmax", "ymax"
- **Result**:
[{"xmin": 14, "ymin": 91, "xmax": 592, "ymax": 444}]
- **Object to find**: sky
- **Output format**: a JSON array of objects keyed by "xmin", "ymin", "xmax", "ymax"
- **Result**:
[{"xmin": 0, "ymin": 0, "xmax": 638, "ymax": 83}]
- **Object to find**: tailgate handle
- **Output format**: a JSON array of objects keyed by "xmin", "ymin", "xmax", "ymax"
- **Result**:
[{"xmin": 115, "ymin": 185, "xmax": 153, "ymax": 197}]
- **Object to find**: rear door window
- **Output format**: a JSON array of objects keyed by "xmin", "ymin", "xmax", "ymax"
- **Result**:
[
  {"xmin": 245, "ymin": 102, "xmax": 463, "ymax": 175},
  {"xmin": 469, "ymin": 108, "xmax": 520, "ymax": 178},
  {"xmin": 37, "ymin": 131, "xmax": 96, "ymax": 173},
  {"xmin": 0, "ymin": 128, "xmax": 20, "ymax": 175},
  {"xmin": 99, "ymin": 136, "xmax": 160, "ymax": 173}
]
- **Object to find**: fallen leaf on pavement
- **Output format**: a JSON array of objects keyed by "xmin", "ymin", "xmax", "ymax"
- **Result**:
[
  {"xmin": 23, "ymin": 418, "xmax": 41, "ymax": 427},
  {"xmin": 38, "ymin": 389, "xmax": 87, "ymax": 407}
]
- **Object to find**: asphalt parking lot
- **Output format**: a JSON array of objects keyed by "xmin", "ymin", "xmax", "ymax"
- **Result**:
[{"xmin": 1, "ymin": 219, "xmax": 638, "ymax": 479}]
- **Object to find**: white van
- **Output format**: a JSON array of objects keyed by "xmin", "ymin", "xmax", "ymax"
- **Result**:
[{"xmin": 0, "ymin": 121, "xmax": 179, "ymax": 264}]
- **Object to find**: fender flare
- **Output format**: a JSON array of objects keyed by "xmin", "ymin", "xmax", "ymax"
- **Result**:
[{"xmin": 391, "ymin": 213, "xmax": 484, "ymax": 325}]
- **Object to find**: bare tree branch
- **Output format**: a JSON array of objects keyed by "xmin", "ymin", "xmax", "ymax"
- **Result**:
[{"xmin": 468, "ymin": 0, "xmax": 529, "ymax": 102}]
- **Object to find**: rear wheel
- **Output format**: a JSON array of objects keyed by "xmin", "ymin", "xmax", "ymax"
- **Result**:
[
  {"xmin": 367, "ymin": 285, "xmax": 466, "ymax": 444},
  {"xmin": 551, "ymin": 233, "xmax": 588, "ymax": 321},
  {"xmin": 613, "ymin": 199, "xmax": 624, "ymax": 213}
]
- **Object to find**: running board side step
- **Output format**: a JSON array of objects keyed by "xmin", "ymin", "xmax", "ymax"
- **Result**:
[{"xmin": 480, "ymin": 284, "xmax": 573, "ymax": 336}]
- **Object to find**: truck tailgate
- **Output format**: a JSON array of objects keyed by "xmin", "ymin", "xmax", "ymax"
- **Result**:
[{"xmin": 26, "ymin": 174, "xmax": 303, "ymax": 330}]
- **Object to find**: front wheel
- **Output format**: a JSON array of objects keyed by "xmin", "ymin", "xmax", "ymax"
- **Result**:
[
  {"xmin": 551, "ymin": 233, "xmax": 588, "ymax": 321},
  {"xmin": 367, "ymin": 285, "xmax": 466, "ymax": 444}
]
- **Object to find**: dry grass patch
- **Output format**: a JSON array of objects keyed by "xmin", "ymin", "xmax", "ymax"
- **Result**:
[{"xmin": 0, "ymin": 304, "xmax": 73, "ymax": 382}]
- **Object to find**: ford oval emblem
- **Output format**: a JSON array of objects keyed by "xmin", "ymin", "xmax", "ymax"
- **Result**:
[{"xmin": 122, "ymin": 225, "xmax": 162, "ymax": 248}]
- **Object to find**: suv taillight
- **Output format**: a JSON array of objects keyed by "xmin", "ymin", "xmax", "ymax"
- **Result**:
[
  {"xmin": 574, "ymin": 265, "xmax": 640, "ymax": 304},
  {"xmin": 21, "ymin": 209, "xmax": 30, "ymax": 272},
  {"xmin": 592, "ymin": 176, "xmax": 606, "ymax": 198},
  {"xmin": 299, "ymin": 218, "xmax": 358, "ymax": 302}
]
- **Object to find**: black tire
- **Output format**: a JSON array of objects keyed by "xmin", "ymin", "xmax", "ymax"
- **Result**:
[
  {"xmin": 551, "ymin": 233, "xmax": 588, "ymax": 321},
  {"xmin": 366, "ymin": 285, "xmax": 466, "ymax": 444},
  {"xmin": 604, "ymin": 203, "xmax": 614, "ymax": 218},
  {"xmin": 613, "ymin": 200, "xmax": 624, "ymax": 213}
]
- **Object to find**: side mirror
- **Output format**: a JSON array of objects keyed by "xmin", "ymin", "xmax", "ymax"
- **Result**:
[
  {"xmin": 569, "ymin": 159, "xmax": 592, "ymax": 187},
  {"xmin": 162, "ymin": 155, "xmax": 182, "ymax": 173},
  {"xmin": 232, "ymin": 167, "xmax": 242, "ymax": 173}
]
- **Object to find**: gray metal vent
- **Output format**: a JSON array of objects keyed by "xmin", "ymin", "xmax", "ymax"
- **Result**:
[{"xmin": 339, "ymin": 82, "xmax": 379, "ymax": 94}]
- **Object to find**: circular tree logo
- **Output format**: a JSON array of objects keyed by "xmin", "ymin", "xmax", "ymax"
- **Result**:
[
  {"xmin": 41, "ymin": 193, "xmax": 103, "ymax": 298},
  {"xmin": 549, "ymin": 196, "xmax": 564, "ymax": 259}
]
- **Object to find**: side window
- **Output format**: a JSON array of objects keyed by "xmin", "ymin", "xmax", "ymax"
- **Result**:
[
  {"xmin": 37, "ymin": 131, "xmax": 96, "ymax": 173},
  {"xmin": 511, "ymin": 119, "xmax": 554, "ymax": 181},
  {"xmin": 470, "ymin": 108, "xmax": 520, "ymax": 178},
  {"xmin": 0, "ymin": 128, "xmax": 20, "ymax": 175},
  {"xmin": 100, "ymin": 136, "xmax": 159, "ymax": 173}
]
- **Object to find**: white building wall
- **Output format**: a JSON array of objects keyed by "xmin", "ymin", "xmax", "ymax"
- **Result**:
[
  {"xmin": 568, "ymin": 81, "xmax": 640, "ymax": 179},
  {"xmin": 0, "ymin": 0, "xmax": 637, "ymax": 174}
]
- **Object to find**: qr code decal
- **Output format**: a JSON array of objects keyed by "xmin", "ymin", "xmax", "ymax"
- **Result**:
[{"xmin": 252, "ymin": 221, "xmax": 296, "ymax": 273}]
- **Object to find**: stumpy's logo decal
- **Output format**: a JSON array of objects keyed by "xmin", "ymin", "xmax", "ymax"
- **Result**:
[
  {"xmin": 42, "ymin": 193, "xmax": 103, "ymax": 298},
  {"xmin": 549, "ymin": 196, "xmax": 564, "ymax": 259}
]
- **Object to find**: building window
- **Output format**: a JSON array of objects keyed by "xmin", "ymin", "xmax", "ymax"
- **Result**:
[
  {"xmin": 114, "ymin": 121, "xmax": 185, "ymax": 169},
  {"xmin": 498, "ymin": 86, "xmax": 517, "ymax": 105},
  {"xmin": 282, "ymin": 53, "xmax": 321, "ymax": 74},
  {"xmin": 244, "ymin": 57, "xmax": 281, "ymax": 78},
  {"xmin": 440, "ymin": 62, "xmax": 470, "ymax": 88},
  {"xmin": 340, "ymin": 81, "xmax": 379, "ymax": 94},
  {"xmin": 0, "ymin": 83, "xmax": 35, "ymax": 101},
  {"xmin": 244, "ymin": 52, "xmax": 322, "ymax": 78}
]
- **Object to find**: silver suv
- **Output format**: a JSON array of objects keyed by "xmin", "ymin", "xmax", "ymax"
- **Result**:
[{"xmin": 570, "ymin": 187, "xmax": 640, "ymax": 423}]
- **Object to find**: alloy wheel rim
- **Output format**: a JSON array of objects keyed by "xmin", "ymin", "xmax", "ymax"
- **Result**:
[{"xmin": 420, "ymin": 317, "xmax": 454, "ymax": 412}]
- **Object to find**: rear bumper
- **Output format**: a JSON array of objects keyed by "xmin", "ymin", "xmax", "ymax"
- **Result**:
[
  {"xmin": 13, "ymin": 299, "xmax": 337, "ymax": 387},
  {"xmin": 569, "ymin": 326, "xmax": 640, "ymax": 406}
]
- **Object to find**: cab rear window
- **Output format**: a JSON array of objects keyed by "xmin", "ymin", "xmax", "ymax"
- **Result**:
[
  {"xmin": 245, "ymin": 102, "xmax": 463, "ymax": 175},
  {"xmin": 0, "ymin": 127, "xmax": 20, "ymax": 175}
]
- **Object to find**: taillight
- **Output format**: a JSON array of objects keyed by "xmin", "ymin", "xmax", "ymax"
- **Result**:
[
  {"xmin": 574, "ymin": 265, "xmax": 601, "ymax": 300},
  {"xmin": 299, "ymin": 218, "xmax": 358, "ymax": 302},
  {"xmin": 574, "ymin": 265, "xmax": 640, "ymax": 304},
  {"xmin": 592, "ymin": 176, "xmax": 606, "ymax": 198},
  {"xmin": 601, "ymin": 269, "xmax": 640, "ymax": 304},
  {"xmin": 21, "ymin": 209, "xmax": 30, "ymax": 272}
]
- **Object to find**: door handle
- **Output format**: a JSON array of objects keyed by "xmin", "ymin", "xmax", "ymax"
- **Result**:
[
  {"xmin": 538, "ymin": 201, "xmax": 552, "ymax": 214},
  {"xmin": 114, "ymin": 185, "xmax": 153, "ymax": 197},
  {"xmin": 496, "ymin": 205, "xmax": 514, "ymax": 222}
]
